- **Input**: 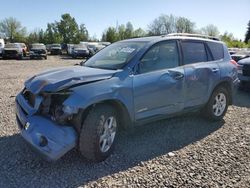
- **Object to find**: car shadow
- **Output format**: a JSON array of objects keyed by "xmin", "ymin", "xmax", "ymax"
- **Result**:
[
  {"xmin": 60, "ymin": 55, "xmax": 74, "ymax": 60},
  {"xmin": 233, "ymin": 88, "xmax": 250, "ymax": 108},
  {"xmin": 0, "ymin": 115, "xmax": 224, "ymax": 187}
]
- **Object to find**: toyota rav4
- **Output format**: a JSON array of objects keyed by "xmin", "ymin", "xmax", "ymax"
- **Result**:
[{"xmin": 15, "ymin": 33, "xmax": 238, "ymax": 162}]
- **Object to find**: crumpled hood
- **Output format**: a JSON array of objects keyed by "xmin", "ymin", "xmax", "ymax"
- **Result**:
[{"xmin": 25, "ymin": 66, "xmax": 120, "ymax": 94}]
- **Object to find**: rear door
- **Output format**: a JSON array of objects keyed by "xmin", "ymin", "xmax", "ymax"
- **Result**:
[
  {"xmin": 133, "ymin": 40, "xmax": 185, "ymax": 120},
  {"xmin": 181, "ymin": 40, "xmax": 221, "ymax": 108}
]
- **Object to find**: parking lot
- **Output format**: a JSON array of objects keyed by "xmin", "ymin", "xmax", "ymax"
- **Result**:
[{"xmin": 0, "ymin": 56, "xmax": 249, "ymax": 187}]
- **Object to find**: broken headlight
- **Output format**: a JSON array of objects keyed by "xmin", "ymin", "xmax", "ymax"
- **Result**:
[{"xmin": 40, "ymin": 91, "xmax": 78, "ymax": 124}]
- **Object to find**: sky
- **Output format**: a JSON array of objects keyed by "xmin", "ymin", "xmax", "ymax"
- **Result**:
[{"xmin": 0, "ymin": 0, "xmax": 249, "ymax": 40}]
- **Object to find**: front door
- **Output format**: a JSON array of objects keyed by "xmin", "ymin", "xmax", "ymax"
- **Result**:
[{"xmin": 133, "ymin": 41, "xmax": 185, "ymax": 121}]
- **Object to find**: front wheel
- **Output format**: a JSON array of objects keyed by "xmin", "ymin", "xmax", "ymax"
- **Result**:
[
  {"xmin": 18, "ymin": 53, "xmax": 23, "ymax": 60},
  {"xmin": 203, "ymin": 87, "xmax": 229, "ymax": 121},
  {"xmin": 79, "ymin": 104, "xmax": 118, "ymax": 162}
]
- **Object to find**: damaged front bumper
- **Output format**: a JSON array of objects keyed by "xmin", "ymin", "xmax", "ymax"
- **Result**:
[{"xmin": 15, "ymin": 93, "xmax": 77, "ymax": 161}]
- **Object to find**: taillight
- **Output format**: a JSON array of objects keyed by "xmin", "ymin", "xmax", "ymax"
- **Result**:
[{"xmin": 230, "ymin": 59, "xmax": 238, "ymax": 67}]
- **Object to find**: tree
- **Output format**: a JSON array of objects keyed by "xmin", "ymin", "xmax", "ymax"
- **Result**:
[
  {"xmin": 76, "ymin": 24, "xmax": 89, "ymax": 43},
  {"xmin": 148, "ymin": 14, "xmax": 176, "ymax": 35},
  {"xmin": 244, "ymin": 20, "xmax": 250, "ymax": 43},
  {"xmin": 0, "ymin": 17, "xmax": 26, "ymax": 42},
  {"xmin": 125, "ymin": 22, "xmax": 134, "ymax": 38},
  {"xmin": 104, "ymin": 27, "xmax": 118, "ymax": 43},
  {"xmin": 200, "ymin": 24, "xmax": 220, "ymax": 37},
  {"xmin": 57, "ymin": 13, "xmax": 79, "ymax": 44},
  {"xmin": 44, "ymin": 23, "xmax": 62, "ymax": 44},
  {"xmin": 118, "ymin": 24, "xmax": 126, "ymax": 40},
  {"xmin": 220, "ymin": 32, "xmax": 248, "ymax": 48},
  {"xmin": 148, "ymin": 14, "xmax": 195, "ymax": 35},
  {"xmin": 133, "ymin": 28, "xmax": 147, "ymax": 38},
  {"xmin": 176, "ymin": 17, "xmax": 195, "ymax": 33},
  {"xmin": 27, "ymin": 29, "xmax": 45, "ymax": 44}
]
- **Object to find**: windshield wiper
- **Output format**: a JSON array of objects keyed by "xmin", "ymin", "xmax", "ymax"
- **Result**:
[{"xmin": 84, "ymin": 65, "xmax": 118, "ymax": 70}]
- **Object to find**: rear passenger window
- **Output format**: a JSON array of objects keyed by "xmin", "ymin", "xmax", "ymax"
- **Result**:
[
  {"xmin": 182, "ymin": 42, "xmax": 207, "ymax": 64},
  {"xmin": 207, "ymin": 42, "xmax": 224, "ymax": 60}
]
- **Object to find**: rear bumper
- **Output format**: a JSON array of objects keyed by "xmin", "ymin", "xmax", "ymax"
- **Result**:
[{"xmin": 15, "ymin": 93, "xmax": 77, "ymax": 161}]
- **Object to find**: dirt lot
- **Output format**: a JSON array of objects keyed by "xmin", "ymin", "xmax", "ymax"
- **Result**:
[{"xmin": 0, "ymin": 56, "xmax": 249, "ymax": 188}]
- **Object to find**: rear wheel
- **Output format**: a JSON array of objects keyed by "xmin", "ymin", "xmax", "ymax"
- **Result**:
[
  {"xmin": 203, "ymin": 87, "xmax": 229, "ymax": 121},
  {"xmin": 79, "ymin": 104, "xmax": 118, "ymax": 162}
]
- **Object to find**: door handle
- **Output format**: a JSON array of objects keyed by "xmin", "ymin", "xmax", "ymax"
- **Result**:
[
  {"xmin": 173, "ymin": 73, "xmax": 184, "ymax": 80},
  {"xmin": 212, "ymin": 68, "xmax": 219, "ymax": 73}
]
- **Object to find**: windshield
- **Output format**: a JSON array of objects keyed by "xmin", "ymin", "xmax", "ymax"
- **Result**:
[
  {"xmin": 84, "ymin": 41, "xmax": 147, "ymax": 70},
  {"xmin": 31, "ymin": 44, "xmax": 46, "ymax": 49},
  {"xmin": 51, "ymin": 44, "xmax": 61, "ymax": 48},
  {"xmin": 5, "ymin": 43, "xmax": 19, "ymax": 48},
  {"xmin": 74, "ymin": 44, "xmax": 87, "ymax": 49}
]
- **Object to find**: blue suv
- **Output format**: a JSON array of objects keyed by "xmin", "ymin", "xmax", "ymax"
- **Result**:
[{"xmin": 15, "ymin": 34, "xmax": 238, "ymax": 162}]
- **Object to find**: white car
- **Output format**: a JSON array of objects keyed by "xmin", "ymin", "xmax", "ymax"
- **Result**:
[{"xmin": 0, "ymin": 38, "xmax": 5, "ymax": 57}]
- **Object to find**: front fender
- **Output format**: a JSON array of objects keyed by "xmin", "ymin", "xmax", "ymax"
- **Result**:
[{"xmin": 63, "ymin": 77, "xmax": 134, "ymax": 122}]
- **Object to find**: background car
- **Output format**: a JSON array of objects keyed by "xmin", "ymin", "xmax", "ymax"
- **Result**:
[
  {"xmin": 231, "ymin": 53, "xmax": 250, "ymax": 62},
  {"xmin": 50, "ymin": 44, "xmax": 62, "ymax": 55},
  {"xmin": 29, "ymin": 43, "xmax": 47, "ymax": 59},
  {"xmin": 2, "ymin": 43, "xmax": 24, "ymax": 59},
  {"xmin": 237, "ymin": 57, "xmax": 250, "ymax": 88},
  {"xmin": 0, "ymin": 38, "xmax": 4, "ymax": 57},
  {"xmin": 71, "ymin": 44, "xmax": 90, "ymax": 58}
]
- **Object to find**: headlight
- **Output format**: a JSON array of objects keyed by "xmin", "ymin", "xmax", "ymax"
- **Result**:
[{"xmin": 63, "ymin": 105, "xmax": 79, "ymax": 115}]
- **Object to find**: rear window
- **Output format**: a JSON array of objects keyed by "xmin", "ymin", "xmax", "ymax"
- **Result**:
[
  {"xmin": 182, "ymin": 41, "xmax": 207, "ymax": 64},
  {"xmin": 207, "ymin": 42, "xmax": 224, "ymax": 60}
]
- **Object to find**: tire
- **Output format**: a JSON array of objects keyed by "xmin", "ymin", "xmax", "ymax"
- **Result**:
[
  {"xmin": 18, "ymin": 53, "xmax": 23, "ymax": 60},
  {"xmin": 79, "ymin": 104, "xmax": 118, "ymax": 162},
  {"xmin": 203, "ymin": 87, "xmax": 229, "ymax": 121},
  {"xmin": 44, "ymin": 56, "xmax": 47, "ymax": 60}
]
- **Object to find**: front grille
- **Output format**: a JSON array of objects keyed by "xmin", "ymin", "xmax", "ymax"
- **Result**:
[
  {"xmin": 32, "ymin": 49, "xmax": 45, "ymax": 54},
  {"xmin": 22, "ymin": 89, "xmax": 36, "ymax": 107},
  {"xmin": 5, "ymin": 50, "xmax": 17, "ymax": 55},
  {"xmin": 243, "ymin": 65, "xmax": 250, "ymax": 76}
]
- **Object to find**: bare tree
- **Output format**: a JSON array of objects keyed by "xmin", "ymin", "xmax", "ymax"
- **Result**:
[
  {"xmin": 148, "ymin": 14, "xmax": 195, "ymax": 35},
  {"xmin": 200, "ymin": 24, "xmax": 220, "ymax": 37},
  {"xmin": 176, "ymin": 17, "xmax": 195, "ymax": 33},
  {"xmin": 0, "ymin": 17, "xmax": 26, "ymax": 42}
]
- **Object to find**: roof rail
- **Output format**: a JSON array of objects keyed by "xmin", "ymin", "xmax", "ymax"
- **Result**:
[{"xmin": 166, "ymin": 33, "xmax": 220, "ymax": 41}]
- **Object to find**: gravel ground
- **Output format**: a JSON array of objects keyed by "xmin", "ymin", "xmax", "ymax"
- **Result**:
[{"xmin": 0, "ymin": 56, "xmax": 249, "ymax": 188}]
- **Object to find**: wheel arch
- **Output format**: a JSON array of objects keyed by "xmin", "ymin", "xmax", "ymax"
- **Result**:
[
  {"xmin": 73, "ymin": 99, "xmax": 132, "ymax": 133},
  {"xmin": 212, "ymin": 80, "xmax": 233, "ymax": 105}
]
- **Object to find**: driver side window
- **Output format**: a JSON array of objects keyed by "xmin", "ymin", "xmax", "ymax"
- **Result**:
[{"xmin": 140, "ymin": 41, "xmax": 179, "ymax": 74}]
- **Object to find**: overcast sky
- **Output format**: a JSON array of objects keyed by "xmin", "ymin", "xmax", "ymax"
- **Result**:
[{"xmin": 0, "ymin": 0, "xmax": 249, "ymax": 40}]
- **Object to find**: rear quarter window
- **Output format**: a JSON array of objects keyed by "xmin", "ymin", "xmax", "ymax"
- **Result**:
[{"xmin": 207, "ymin": 42, "xmax": 224, "ymax": 60}]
